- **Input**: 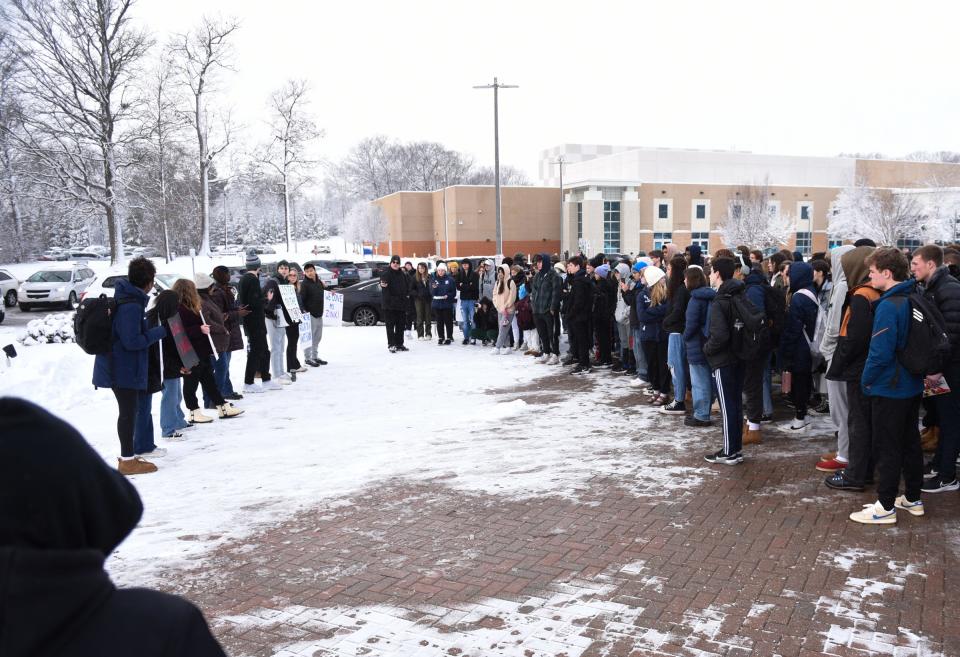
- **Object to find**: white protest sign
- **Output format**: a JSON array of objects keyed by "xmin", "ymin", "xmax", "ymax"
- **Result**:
[
  {"xmin": 299, "ymin": 314, "xmax": 313, "ymax": 346},
  {"xmin": 322, "ymin": 290, "xmax": 344, "ymax": 326},
  {"xmin": 278, "ymin": 284, "xmax": 303, "ymax": 323}
]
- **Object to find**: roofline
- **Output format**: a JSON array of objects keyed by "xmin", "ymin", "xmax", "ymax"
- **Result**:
[{"xmin": 373, "ymin": 185, "xmax": 557, "ymax": 203}]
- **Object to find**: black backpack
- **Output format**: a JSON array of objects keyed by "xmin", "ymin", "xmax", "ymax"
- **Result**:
[
  {"xmin": 891, "ymin": 292, "xmax": 951, "ymax": 376},
  {"xmin": 730, "ymin": 293, "xmax": 771, "ymax": 361},
  {"xmin": 74, "ymin": 295, "xmax": 132, "ymax": 355},
  {"xmin": 761, "ymin": 284, "xmax": 788, "ymax": 344}
]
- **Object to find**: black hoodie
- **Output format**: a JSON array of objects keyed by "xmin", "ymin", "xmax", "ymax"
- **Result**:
[{"xmin": 0, "ymin": 398, "xmax": 226, "ymax": 657}]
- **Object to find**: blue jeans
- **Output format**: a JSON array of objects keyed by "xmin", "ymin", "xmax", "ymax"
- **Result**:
[
  {"xmin": 667, "ymin": 333, "xmax": 688, "ymax": 403},
  {"xmin": 160, "ymin": 378, "xmax": 189, "ymax": 436},
  {"xmin": 133, "ymin": 390, "xmax": 156, "ymax": 455},
  {"xmin": 460, "ymin": 300, "xmax": 476, "ymax": 339},
  {"xmin": 762, "ymin": 351, "xmax": 773, "ymax": 415},
  {"xmin": 689, "ymin": 363, "xmax": 715, "ymax": 422},
  {"xmin": 204, "ymin": 351, "xmax": 233, "ymax": 407},
  {"xmin": 631, "ymin": 327, "xmax": 647, "ymax": 380}
]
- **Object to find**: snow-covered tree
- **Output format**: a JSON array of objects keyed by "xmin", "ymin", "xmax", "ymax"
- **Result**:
[
  {"xmin": 827, "ymin": 181, "xmax": 951, "ymax": 246},
  {"xmin": 719, "ymin": 180, "xmax": 795, "ymax": 250},
  {"xmin": 344, "ymin": 202, "xmax": 387, "ymax": 248}
]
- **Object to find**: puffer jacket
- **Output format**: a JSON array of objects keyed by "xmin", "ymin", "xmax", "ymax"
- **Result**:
[
  {"xmin": 563, "ymin": 268, "xmax": 592, "ymax": 322},
  {"xmin": 683, "ymin": 286, "xmax": 715, "ymax": 365},
  {"xmin": 861, "ymin": 279, "xmax": 923, "ymax": 398},
  {"xmin": 779, "ymin": 261, "xmax": 818, "ymax": 372},
  {"xmin": 919, "ymin": 265, "xmax": 960, "ymax": 362},
  {"xmin": 637, "ymin": 287, "xmax": 668, "ymax": 342},
  {"xmin": 531, "ymin": 255, "xmax": 561, "ymax": 315}
]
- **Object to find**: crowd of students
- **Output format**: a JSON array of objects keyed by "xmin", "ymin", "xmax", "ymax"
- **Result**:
[
  {"xmin": 92, "ymin": 252, "xmax": 328, "ymax": 476},
  {"xmin": 383, "ymin": 240, "xmax": 960, "ymax": 526}
]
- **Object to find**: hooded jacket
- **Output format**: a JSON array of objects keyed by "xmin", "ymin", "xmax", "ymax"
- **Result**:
[
  {"xmin": 563, "ymin": 268, "xmax": 592, "ymax": 322},
  {"xmin": 492, "ymin": 264, "xmax": 517, "ymax": 313},
  {"xmin": 479, "ymin": 263, "xmax": 495, "ymax": 301},
  {"xmin": 683, "ymin": 286, "xmax": 715, "ymax": 365},
  {"xmin": 918, "ymin": 265, "xmax": 960, "ymax": 363},
  {"xmin": 861, "ymin": 279, "xmax": 923, "ymax": 398},
  {"xmin": 686, "ymin": 245, "xmax": 703, "ymax": 267},
  {"xmin": 531, "ymin": 254, "xmax": 561, "ymax": 315},
  {"xmin": 92, "ymin": 278, "xmax": 166, "ymax": 391},
  {"xmin": 742, "ymin": 268, "xmax": 769, "ymax": 317},
  {"xmin": 779, "ymin": 261, "xmax": 818, "ymax": 372},
  {"xmin": 208, "ymin": 283, "xmax": 244, "ymax": 352},
  {"xmin": 237, "ymin": 271, "xmax": 266, "ymax": 336},
  {"xmin": 0, "ymin": 398, "xmax": 226, "ymax": 657},
  {"xmin": 456, "ymin": 263, "xmax": 480, "ymax": 301},
  {"xmin": 825, "ymin": 247, "xmax": 878, "ymax": 382},
  {"xmin": 592, "ymin": 273, "xmax": 617, "ymax": 321},
  {"xmin": 819, "ymin": 245, "xmax": 854, "ymax": 362},
  {"xmin": 703, "ymin": 278, "xmax": 746, "ymax": 370}
]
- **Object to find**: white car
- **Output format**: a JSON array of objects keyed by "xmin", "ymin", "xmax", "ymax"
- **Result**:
[
  {"xmin": 18, "ymin": 265, "xmax": 97, "ymax": 311},
  {"xmin": 0, "ymin": 268, "xmax": 20, "ymax": 307}
]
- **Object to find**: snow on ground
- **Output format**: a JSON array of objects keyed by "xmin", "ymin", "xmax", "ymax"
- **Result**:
[{"xmin": 0, "ymin": 326, "xmax": 710, "ymax": 587}]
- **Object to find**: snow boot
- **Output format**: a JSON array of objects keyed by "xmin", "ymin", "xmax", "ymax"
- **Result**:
[
  {"xmin": 217, "ymin": 402, "xmax": 244, "ymax": 419},
  {"xmin": 189, "ymin": 409, "xmax": 213, "ymax": 424},
  {"xmin": 118, "ymin": 457, "xmax": 157, "ymax": 476}
]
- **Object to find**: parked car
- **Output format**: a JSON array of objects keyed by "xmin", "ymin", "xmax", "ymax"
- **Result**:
[
  {"xmin": 309, "ymin": 244, "xmax": 331, "ymax": 255},
  {"xmin": 0, "ymin": 268, "xmax": 20, "ymax": 307},
  {"xmin": 354, "ymin": 261, "xmax": 373, "ymax": 281},
  {"xmin": 340, "ymin": 279, "xmax": 383, "ymax": 326},
  {"xmin": 304, "ymin": 260, "xmax": 359, "ymax": 288},
  {"xmin": 67, "ymin": 250, "xmax": 107, "ymax": 261},
  {"xmin": 80, "ymin": 271, "xmax": 168, "ymax": 304},
  {"xmin": 245, "ymin": 244, "xmax": 276, "ymax": 255},
  {"xmin": 367, "ymin": 260, "xmax": 391, "ymax": 279},
  {"xmin": 18, "ymin": 265, "xmax": 96, "ymax": 311},
  {"xmin": 39, "ymin": 248, "xmax": 70, "ymax": 261},
  {"xmin": 133, "ymin": 246, "xmax": 162, "ymax": 258}
]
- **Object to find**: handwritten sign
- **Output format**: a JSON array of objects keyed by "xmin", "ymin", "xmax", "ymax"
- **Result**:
[
  {"xmin": 278, "ymin": 284, "xmax": 303, "ymax": 324},
  {"xmin": 323, "ymin": 291, "xmax": 343, "ymax": 325},
  {"xmin": 299, "ymin": 314, "xmax": 312, "ymax": 346}
]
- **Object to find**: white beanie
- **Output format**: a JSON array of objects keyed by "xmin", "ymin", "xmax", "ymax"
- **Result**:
[
  {"xmin": 436, "ymin": 262, "xmax": 447, "ymax": 271},
  {"xmin": 643, "ymin": 266, "xmax": 666, "ymax": 286}
]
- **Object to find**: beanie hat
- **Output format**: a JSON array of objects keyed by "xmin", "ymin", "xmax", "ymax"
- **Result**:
[
  {"xmin": 643, "ymin": 266, "xmax": 666, "ymax": 286},
  {"xmin": 245, "ymin": 250, "xmax": 261, "ymax": 271},
  {"xmin": 390, "ymin": 255, "xmax": 400, "ymax": 264},
  {"xmin": 436, "ymin": 262, "xmax": 447, "ymax": 271},
  {"xmin": 632, "ymin": 261, "xmax": 648, "ymax": 273},
  {"xmin": 595, "ymin": 264, "xmax": 610, "ymax": 278},
  {"xmin": 194, "ymin": 272, "xmax": 215, "ymax": 290},
  {"xmin": 553, "ymin": 262, "xmax": 565, "ymax": 272}
]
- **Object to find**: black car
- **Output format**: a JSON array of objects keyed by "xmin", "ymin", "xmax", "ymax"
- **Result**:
[
  {"xmin": 304, "ymin": 260, "xmax": 359, "ymax": 288},
  {"xmin": 340, "ymin": 279, "xmax": 383, "ymax": 326}
]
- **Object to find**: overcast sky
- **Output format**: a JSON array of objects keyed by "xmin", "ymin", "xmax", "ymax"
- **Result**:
[{"xmin": 135, "ymin": 0, "xmax": 960, "ymax": 182}]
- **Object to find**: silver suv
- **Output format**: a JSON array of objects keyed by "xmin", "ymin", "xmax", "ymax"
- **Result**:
[{"xmin": 19, "ymin": 265, "xmax": 96, "ymax": 311}]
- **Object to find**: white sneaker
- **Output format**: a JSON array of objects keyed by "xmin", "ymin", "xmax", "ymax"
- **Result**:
[
  {"xmin": 502, "ymin": 348, "xmax": 514, "ymax": 355},
  {"xmin": 536, "ymin": 354, "xmax": 550, "ymax": 364},
  {"xmin": 277, "ymin": 376, "xmax": 293, "ymax": 386},
  {"xmin": 243, "ymin": 383, "xmax": 265, "ymax": 394},
  {"xmin": 491, "ymin": 348, "xmax": 501, "ymax": 355},
  {"xmin": 405, "ymin": 330, "xmax": 413, "ymax": 340},
  {"xmin": 547, "ymin": 354, "xmax": 559, "ymax": 365},
  {"xmin": 849, "ymin": 500, "xmax": 897, "ymax": 525},
  {"xmin": 262, "ymin": 379, "xmax": 283, "ymax": 391},
  {"xmin": 136, "ymin": 447, "xmax": 167, "ymax": 458},
  {"xmin": 790, "ymin": 417, "xmax": 810, "ymax": 430},
  {"xmin": 894, "ymin": 495, "xmax": 925, "ymax": 516},
  {"xmin": 629, "ymin": 377, "xmax": 648, "ymax": 386}
]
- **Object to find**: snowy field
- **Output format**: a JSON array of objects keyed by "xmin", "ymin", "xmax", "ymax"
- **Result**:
[{"xmin": 0, "ymin": 324, "xmax": 710, "ymax": 588}]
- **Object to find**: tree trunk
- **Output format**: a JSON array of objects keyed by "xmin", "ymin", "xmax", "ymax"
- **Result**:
[{"xmin": 196, "ymin": 88, "xmax": 211, "ymax": 257}]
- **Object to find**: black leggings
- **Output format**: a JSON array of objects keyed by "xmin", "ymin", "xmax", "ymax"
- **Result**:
[
  {"xmin": 113, "ymin": 387, "xmax": 138, "ymax": 458},
  {"xmin": 244, "ymin": 328, "xmax": 271, "ymax": 384},
  {"xmin": 183, "ymin": 358, "xmax": 225, "ymax": 410},
  {"xmin": 642, "ymin": 340, "xmax": 670, "ymax": 393},
  {"xmin": 285, "ymin": 323, "xmax": 301, "ymax": 370},
  {"xmin": 791, "ymin": 370, "xmax": 812, "ymax": 418},
  {"xmin": 435, "ymin": 308, "xmax": 454, "ymax": 340},
  {"xmin": 595, "ymin": 319, "xmax": 612, "ymax": 364}
]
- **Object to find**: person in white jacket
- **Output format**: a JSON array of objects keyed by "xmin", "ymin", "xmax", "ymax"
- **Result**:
[{"xmin": 491, "ymin": 264, "xmax": 517, "ymax": 355}]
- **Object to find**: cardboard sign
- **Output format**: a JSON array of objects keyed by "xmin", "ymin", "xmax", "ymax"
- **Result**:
[
  {"xmin": 322, "ymin": 291, "xmax": 343, "ymax": 325},
  {"xmin": 278, "ymin": 284, "xmax": 303, "ymax": 324},
  {"xmin": 166, "ymin": 312, "xmax": 200, "ymax": 370},
  {"xmin": 299, "ymin": 314, "xmax": 313, "ymax": 346}
]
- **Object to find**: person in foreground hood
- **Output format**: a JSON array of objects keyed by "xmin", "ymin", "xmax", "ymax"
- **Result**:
[{"xmin": 0, "ymin": 397, "xmax": 227, "ymax": 657}]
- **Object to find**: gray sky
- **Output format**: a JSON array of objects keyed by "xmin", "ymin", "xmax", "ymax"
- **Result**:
[{"xmin": 136, "ymin": 0, "xmax": 960, "ymax": 181}]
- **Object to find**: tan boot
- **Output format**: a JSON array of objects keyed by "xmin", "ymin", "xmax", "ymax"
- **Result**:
[
  {"xmin": 743, "ymin": 426, "xmax": 762, "ymax": 445},
  {"xmin": 217, "ymin": 402, "xmax": 244, "ymax": 419},
  {"xmin": 117, "ymin": 457, "xmax": 158, "ymax": 476},
  {"xmin": 189, "ymin": 409, "xmax": 214, "ymax": 424},
  {"xmin": 921, "ymin": 426, "xmax": 939, "ymax": 452}
]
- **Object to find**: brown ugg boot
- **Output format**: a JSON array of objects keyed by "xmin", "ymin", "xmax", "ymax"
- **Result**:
[
  {"xmin": 742, "ymin": 422, "xmax": 762, "ymax": 445},
  {"xmin": 117, "ymin": 457, "xmax": 158, "ymax": 476},
  {"xmin": 921, "ymin": 426, "xmax": 940, "ymax": 452}
]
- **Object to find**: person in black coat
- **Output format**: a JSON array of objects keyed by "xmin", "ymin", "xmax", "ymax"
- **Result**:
[
  {"xmin": 236, "ymin": 251, "xmax": 275, "ymax": 389},
  {"xmin": 300, "ymin": 264, "xmax": 327, "ymax": 366},
  {"xmin": 380, "ymin": 255, "xmax": 411, "ymax": 352},
  {"xmin": 563, "ymin": 256, "xmax": 594, "ymax": 373},
  {"xmin": 0, "ymin": 397, "xmax": 227, "ymax": 657},
  {"xmin": 456, "ymin": 259, "xmax": 480, "ymax": 345}
]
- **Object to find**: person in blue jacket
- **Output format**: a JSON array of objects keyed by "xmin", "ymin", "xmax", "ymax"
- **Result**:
[
  {"xmin": 849, "ymin": 247, "xmax": 924, "ymax": 525},
  {"xmin": 92, "ymin": 257, "xmax": 167, "ymax": 476},
  {"xmin": 741, "ymin": 259, "xmax": 773, "ymax": 442},
  {"xmin": 431, "ymin": 262, "xmax": 458, "ymax": 345},
  {"xmin": 779, "ymin": 260, "xmax": 819, "ymax": 430},
  {"xmin": 638, "ymin": 266, "xmax": 670, "ymax": 405},
  {"xmin": 683, "ymin": 265, "xmax": 715, "ymax": 427}
]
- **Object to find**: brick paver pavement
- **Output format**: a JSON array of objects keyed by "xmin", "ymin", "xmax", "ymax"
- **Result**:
[{"xmin": 157, "ymin": 373, "xmax": 960, "ymax": 657}]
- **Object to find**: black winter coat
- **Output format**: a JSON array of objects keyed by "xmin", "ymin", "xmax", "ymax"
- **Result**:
[
  {"xmin": 209, "ymin": 284, "xmax": 244, "ymax": 352},
  {"xmin": 380, "ymin": 267, "xmax": 410, "ymax": 311},
  {"xmin": 921, "ymin": 265, "xmax": 960, "ymax": 362},
  {"xmin": 263, "ymin": 274, "xmax": 296, "ymax": 325},
  {"xmin": 563, "ymin": 269, "xmax": 593, "ymax": 322},
  {"xmin": 592, "ymin": 276, "xmax": 617, "ymax": 321},
  {"xmin": 457, "ymin": 269, "xmax": 480, "ymax": 301},
  {"xmin": 703, "ymin": 278, "xmax": 746, "ymax": 370},
  {"xmin": 413, "ymin": 276, "xmax": 432, "ymax": 301},
  {"xmin": 622, "ymin": 286, "xmax": 641, "ymax": 329},
  {"xmin": 300, "ymin": 276, "xmax": 326, "ymax": 316},
  {"xmin": 237, "ymin": 272, "xmax": 266, "ymax": 336},
  {"xmin": 0, "ymin": 398, "xmax": 227, "ymax": 657},
  {"xmin": 826, "ymin": 286, "xmax": 878, "ymax": 381},
  {"xmin": 662, "ymin": 284, "xmax": 690, "ymax": 334}
]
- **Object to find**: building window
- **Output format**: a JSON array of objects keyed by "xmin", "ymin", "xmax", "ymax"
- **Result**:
[
  {"xmin": 897, "ymin": 238, "xmax": 922, "ymax": 250},
  {"xmin": 731, "ymin": 202, "xmax": 742, "ymax": 219},
  {"xmin": 577, "ymin": 202, "xmax": 582, "ymax": 241},
  {"xmin": 801, "ymin": 205, "xmax": 811, "ymax": 220},
  {"xmin": 828, "ymin": 239, "xmax": 843, "ymax": 249},
  {"xmin": 691, "ymin": 232, "xmax": 709, "ymax": 250},
  {"xmin": 695, "ymin": 204, "xmax": 706, "ymax": 220},
  {"xmin": 654, "ymin": 232, "xmax": 672, "ymax": 251},
  {"xmin": 658, "ymin": 203, "xmax": 669, "ymax": 219},
  {"xmin": 796, "ymin": 231, "xmax": 812, "ymax": 254},
  {"xmin": 603, "ymin": 201, "xmax": 620, "ymax": 253}
]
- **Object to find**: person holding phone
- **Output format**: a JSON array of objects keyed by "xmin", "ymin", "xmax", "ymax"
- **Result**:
[{"xmin": 381, "ymin": 255, "xmax": 411, "ymax": 352}]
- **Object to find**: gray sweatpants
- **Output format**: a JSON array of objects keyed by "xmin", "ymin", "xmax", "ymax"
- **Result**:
[
  {"xmin": 266, "ymin": 319, "xmax": 286, "ymax": 378},
  {"xmin": 827, "ymin": 378, "xmax": 850, "ymax": 461},
  {"xmin": 304, "ymin": 315, "xmax": 324, "ymax": 360}
]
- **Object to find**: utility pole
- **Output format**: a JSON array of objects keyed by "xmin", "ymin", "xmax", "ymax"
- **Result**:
[
  {"xmin": 473, "ymin": 77, "xmax": 518, "ymax": 256},
  {"xmin": 554, "ymin": 155, "xmax": 565, "ymax": 229}
]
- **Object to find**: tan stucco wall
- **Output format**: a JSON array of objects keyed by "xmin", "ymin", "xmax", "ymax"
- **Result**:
[{"xmin": 856, "ymin": 159, "xmax": 960, "ymax": 189}]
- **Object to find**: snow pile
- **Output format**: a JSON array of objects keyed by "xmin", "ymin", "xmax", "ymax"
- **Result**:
[{"xmin": 17, "ymin": 313, "xmax": 75, "ymax": 346}]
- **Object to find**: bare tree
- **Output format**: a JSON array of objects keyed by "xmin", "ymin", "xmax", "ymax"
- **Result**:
[
  {"xmin": 4, "ymin": 0, "xmax": 153, "ymax": 264},
  {"xmin": 0, "ymin": 31, "xmax": 26, "ymax": 262},
  {"xmin": 169, "ymin": 16, "xmax": 238, "ymax": 256},
  {"xmin": 258, "ymin": 79, "xmax": 321, "ymax": 253},
  {"xmin": 719, "ymin": 178, "xmax": 795, "ymax": 250}
]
